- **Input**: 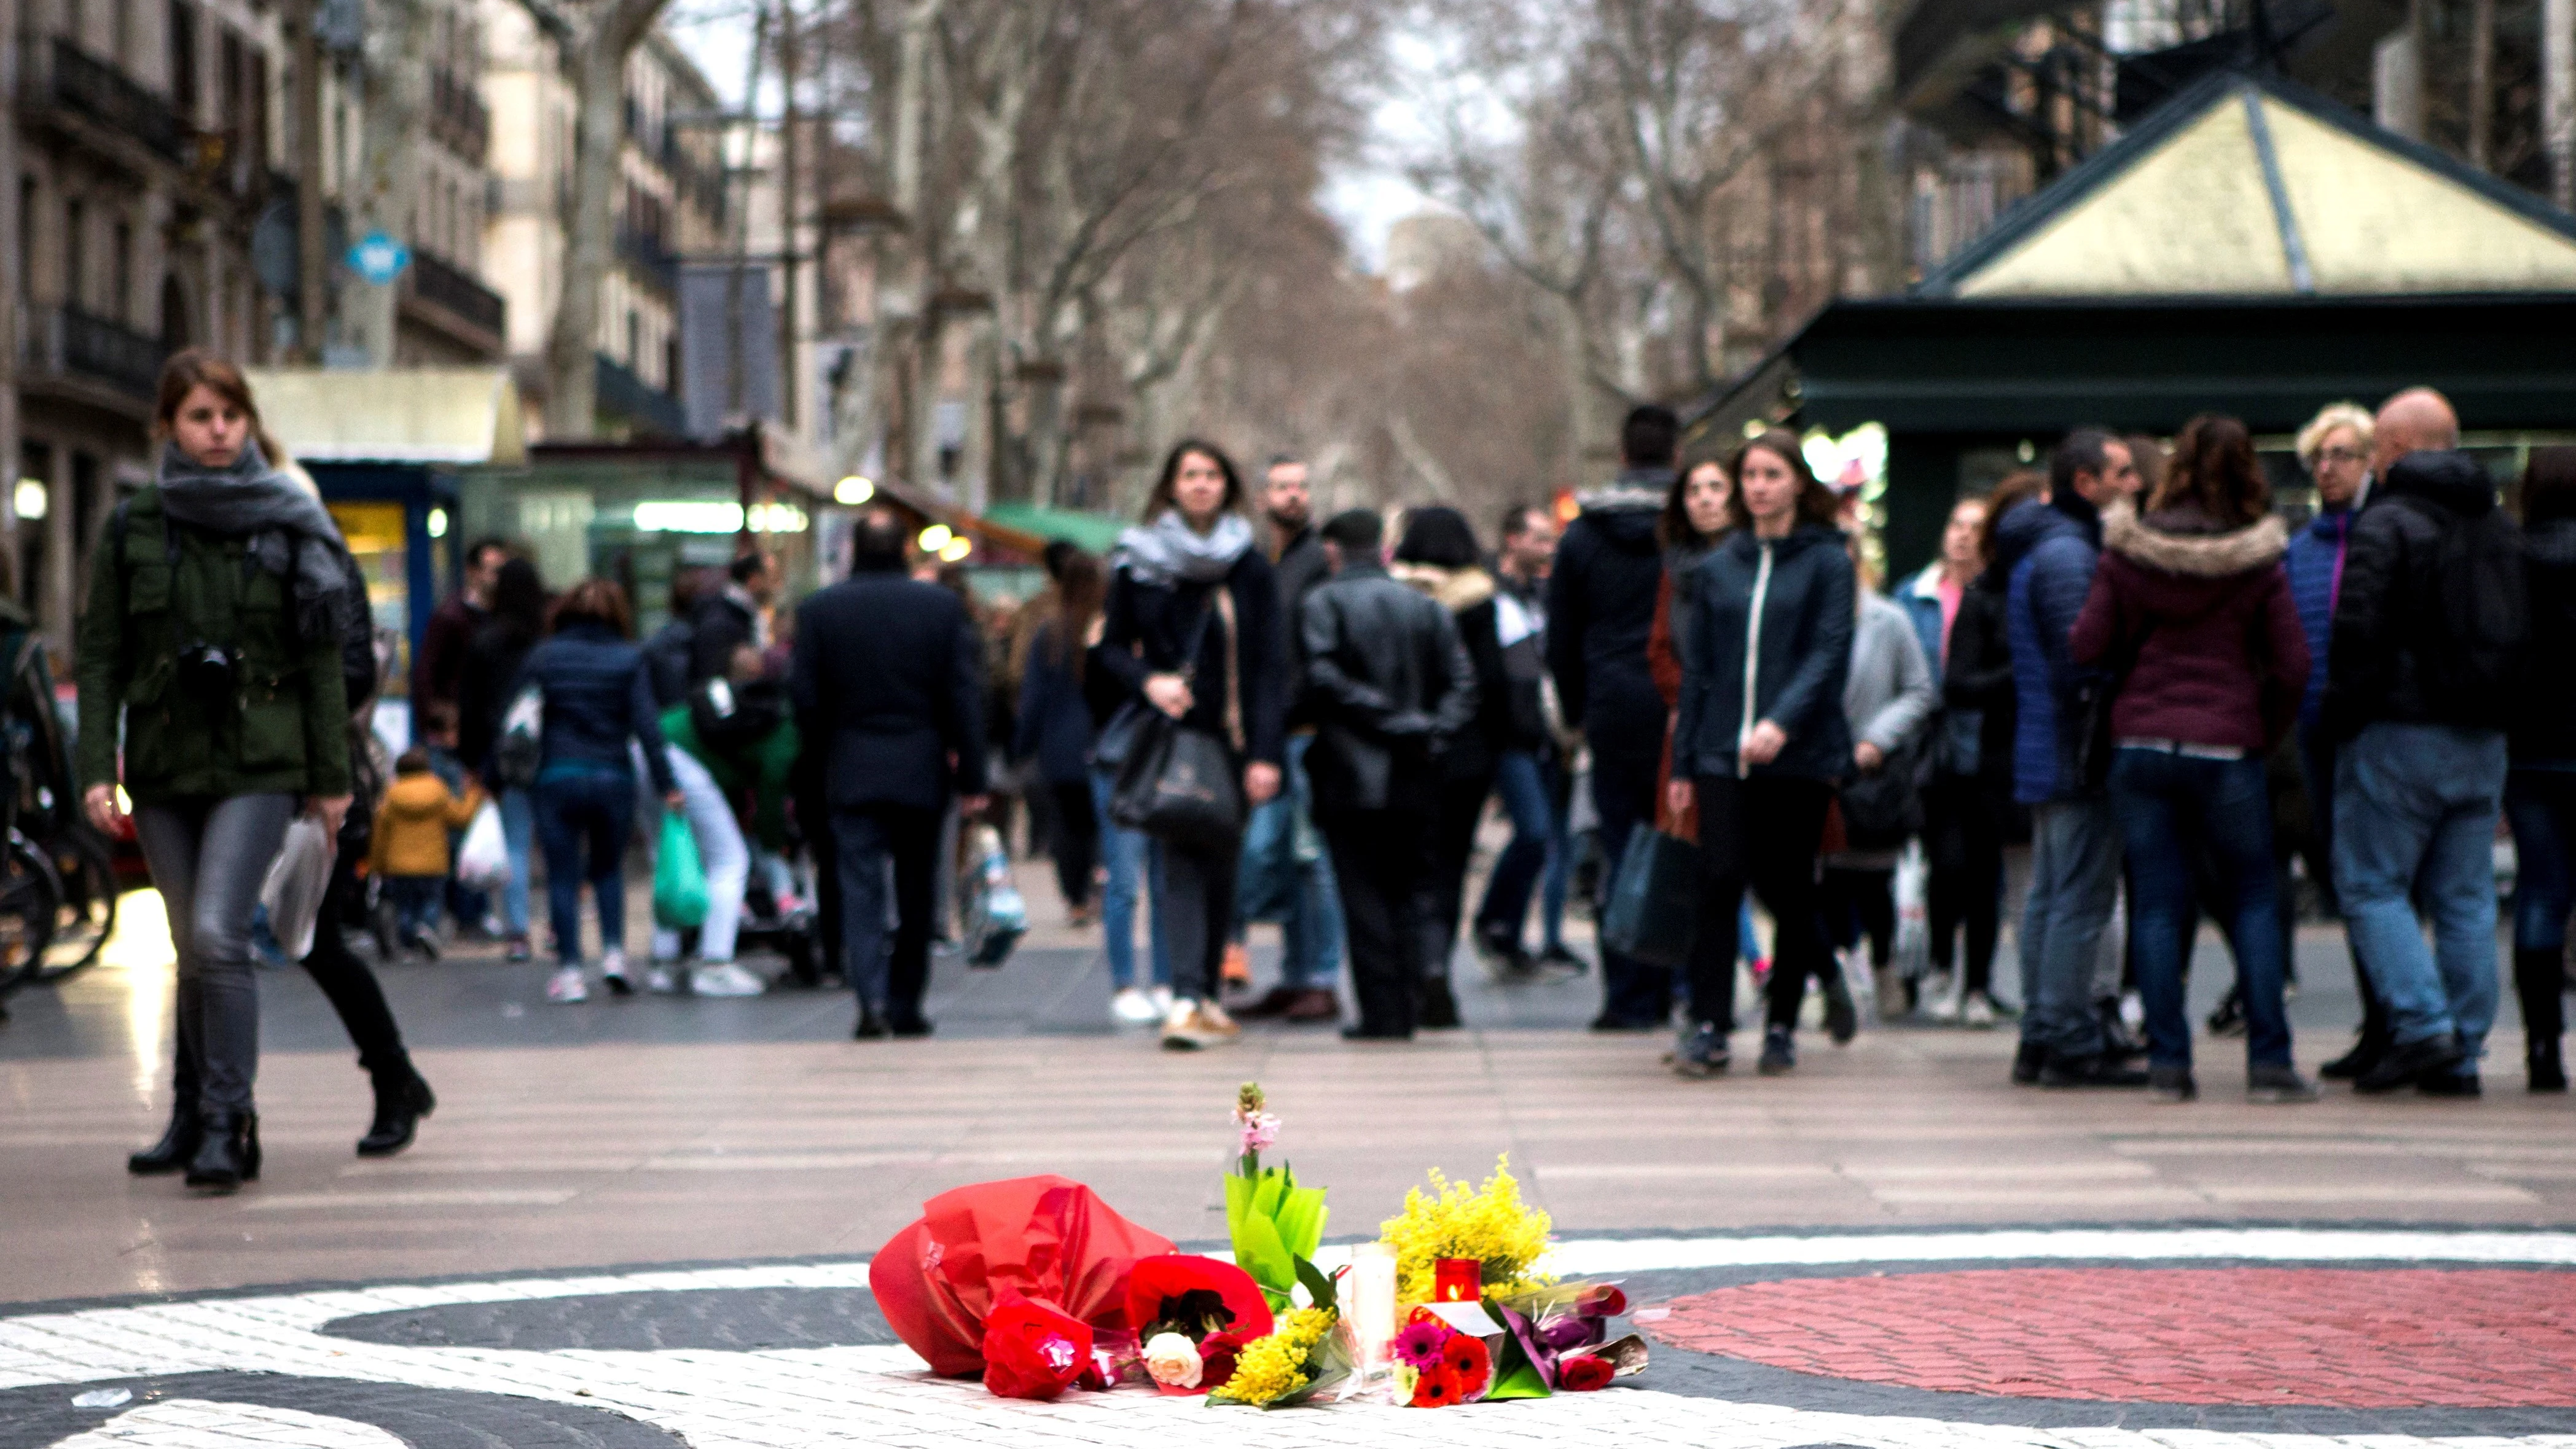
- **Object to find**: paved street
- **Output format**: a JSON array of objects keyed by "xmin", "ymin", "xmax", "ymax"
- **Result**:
[{"xmin": 3, "ymin": 875, "xmax": 2572, "ymax": 1445}]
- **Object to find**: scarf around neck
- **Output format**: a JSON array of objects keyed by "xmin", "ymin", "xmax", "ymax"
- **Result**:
[
  {"xmin": 1113, "ymin": 509, "xmax": 1255, "ymax": 588},
  {"xmin": 155, "ymin": 439, "xmax": 356, "ymax": 636}
]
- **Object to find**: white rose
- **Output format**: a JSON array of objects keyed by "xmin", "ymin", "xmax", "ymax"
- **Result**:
[{"xmin": 1142, "ymin": 1331, "xmax": 1203, "ymax": 1389}]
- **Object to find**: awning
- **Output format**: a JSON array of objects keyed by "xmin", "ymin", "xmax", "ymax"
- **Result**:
[
  {"xmin": 979, "ymin": 503, "xmax": 1128, "ymax": 556},
  {"xmin": 243, "ymin": 369, "xmax": 527, "ymax": 466}
]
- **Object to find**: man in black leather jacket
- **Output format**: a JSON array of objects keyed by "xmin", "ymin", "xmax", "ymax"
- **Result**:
[{"xmin": 1300, "ymin": 508, "xmax": 1478, "ymax": 1039}]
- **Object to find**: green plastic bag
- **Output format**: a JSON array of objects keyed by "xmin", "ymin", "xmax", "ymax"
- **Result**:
[{"xmin": 652, "ymin": 808, "xmax": 710, "ymax": 929}]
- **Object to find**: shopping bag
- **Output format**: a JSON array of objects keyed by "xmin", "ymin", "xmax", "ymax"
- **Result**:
[
  {"xmin": 652, "ymin": 808, "xmax": 711, "ymax": 929},
  {"xmin": 455, "ymin": 800, "xmax": 509, "ymax": 889},
  {"xmin": 1598, "ymin": 828, "xmax": 1699, "ymax": 968},
  {"xmin": 1890, "ymin": 841, "xmax": 1930, "ymax": 987},
  {"xmin": 1108, "ymin": 715, "xmax": 1244, "ymax": 853},
  {"xmin": 258, "ymin": 816, "xmax": 335, "ymax": 963},
  {"xmin": 961, "ymin": 823, "xmax": 1028, "ymax": 967}
]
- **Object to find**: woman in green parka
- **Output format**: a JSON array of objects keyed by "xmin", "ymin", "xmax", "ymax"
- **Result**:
[{"xmin": 77, "ymin": 350, "xmax": 358, "ymax": 1192}]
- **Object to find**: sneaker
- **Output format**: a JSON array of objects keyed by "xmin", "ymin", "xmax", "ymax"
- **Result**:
[
  {"xmin": 2148, "ymin": 1064, "xmax": 2198, "ymax": 1103},
  {"xmin": 600, "ymin": 950, "xmax": 634, "ymax": 997},
  {"xmin": 412, "ymin": 932, "xmax": 442, "ymax": 962},
  {"xmin": 2040, "ymin": 1052, "xmax": 2151, "ymax": 1088},
  {"xmin": 2355, "ymin": 1031, "xmax": 2467, "ymax": 1095},
  {"xmin": 1474, "ymin": 926, "xmax": 1538, "ymax": 980},
  {"xmin": 1111, "ymin": 987, "xmax": 1161, "ymax": 1025},
  {"xmin": 505, "ymin": 935, "xmax": 533, "ymax": 964},
  {"xmin": 1757, "ymin": 1026, "xmax": 1796, "ymax": 1075},
  {"xmin": 2246, "ymin": 1063, "xmax": 2319, "ymax": 1103},
  {"xmin": 1160, "ymin": 1000, "xmax": 1240, "ymax": 1051},
  {"xmin": 1535, "ymin": 944, "xmax": 1588, "ymax": 978},
  {"xmin": 1673, "ymin": 1023, "xmax": 1731, "ymax": 1079},
  {"xmin": 2418, "ymin": 1068, "xmax": 2483, "ymax": 1098},
  {"xmin": 1924, "ymin": 973, "xmax": 1961, "ymax": 1023},
  {"xmin": 1234, "ymin": 986, "xmax": 1301, "ymax": 1020},
  {"xmin": 2206, "ymin": 986, "xmax": 2249, "ymax": 1039},
  {"xmin": 646, "ymin": 966, "xmax": 683, "ymax": 994},
  {"xmin": 2319, "ymin": 1032, "xmax": 2385, "ymax": 1080},
  {"xmin": 691, "ymin": 963, "xmax": 765, "ymax": 998},
  {"xmin": 1823, "ymin": 968, "xmax": 1859, "ymax": 1045},
  {"xmin": 1148, "ymin": 985, "xmax": 1176, "ymax": 1016},
  {"xmin": 1962, "ymin": 993, "xmax": 1999, "ymax": 1030},
  {"xmin": 546, "ymin": 967, "xmax": 589, "ymax": 1004}
]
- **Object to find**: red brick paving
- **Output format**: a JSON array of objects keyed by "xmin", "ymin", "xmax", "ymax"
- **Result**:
[{"xmin": 1646, "ymin": 1268, "xmax": 2576, "ymax": 1407}]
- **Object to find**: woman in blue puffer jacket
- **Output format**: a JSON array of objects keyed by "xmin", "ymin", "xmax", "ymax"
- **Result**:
[
  {"xmin": 1669, "ymin": 429, "xmax": 1856, "ymax": 1079},
  {"xmin": 514, "ymin": 578, "xmax": 679, "ymax": 1003}
]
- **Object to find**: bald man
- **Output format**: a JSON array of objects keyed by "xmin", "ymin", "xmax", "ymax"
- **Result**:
[{"xmin": 2322, "ymin": 387, "xmax": 2524, "ymax": 1097}]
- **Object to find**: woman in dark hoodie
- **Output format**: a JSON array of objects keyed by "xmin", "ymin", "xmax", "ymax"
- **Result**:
[
  {"xmin": 1668, "ymin": 429, "xmax": 1855, "ymax": 1078},
  {"xmin": 1392, "ymin": 506, "xmax": 1504, "ymax": 1028},
  {"xmin": 2504, "ymin": 446, "xmax": 2576, "ymax": 1093},
  {"xmin": 2070, "ymin": 414, "xmax": 2312, "ymax": 1105}
]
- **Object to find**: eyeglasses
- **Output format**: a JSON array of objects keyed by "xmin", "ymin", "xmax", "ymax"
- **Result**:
[{"xmin": 2317, "ymin": 447, "xmax": 2365, "ymax": 466}]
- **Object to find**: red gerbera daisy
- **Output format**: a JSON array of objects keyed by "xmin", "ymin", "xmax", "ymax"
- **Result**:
[
  {"xmin": 1441, "ymin": 1334, "xmax": 1491, "ymax": 1396},
  {"xmin": 1409, "ymin": 1364, "xmax": 1462, "ymax": 1408}
]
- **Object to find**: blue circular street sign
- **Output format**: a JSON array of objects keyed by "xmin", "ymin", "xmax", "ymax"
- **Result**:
[{"xmin": 347, "ymin": 230, "xmax": 412, "ymax": 285}]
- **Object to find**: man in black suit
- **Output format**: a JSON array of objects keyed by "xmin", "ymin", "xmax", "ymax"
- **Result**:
[{"xmin": 791, "ymin": 509, "xmax": 989, "ymax": 1038}]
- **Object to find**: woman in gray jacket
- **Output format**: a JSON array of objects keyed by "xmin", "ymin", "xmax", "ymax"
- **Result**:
[{"xmin": 1822, "ymin": 531, "xmax": 1937, "ymax": 1026}]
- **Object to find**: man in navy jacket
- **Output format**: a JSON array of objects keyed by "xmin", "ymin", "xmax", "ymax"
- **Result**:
[{"xmin": 792, "ymin": 508, "xmax": 989, "ymax": 1039}]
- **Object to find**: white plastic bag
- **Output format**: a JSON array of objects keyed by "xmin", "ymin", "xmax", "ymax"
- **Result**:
[
  {"xmin": 959, "ymin": 823, "xmax": 1027, "ymax": 967},
  {"xmin": 1891, "ymin": 841, "xmax": 1930, "ymax": 983},
  {"xmin": 456, "ymin": 799, "xmax": 508, "ymax": 888},
  {"xmin": 259, "ymin": 816, "xmax": 335, "ymax": 963}
]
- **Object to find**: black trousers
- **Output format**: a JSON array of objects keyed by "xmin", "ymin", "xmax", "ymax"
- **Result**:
[
  {"xmin": 305, "ymin": 845, "xmax": 412, "ymax": 1085},
  {"xmin": 1420, "ymin": 773, "xmax": 1493, "ymax": 985},
  {"xmin": 1321, "ymin": 806, "xmax": 1435, "ymax": 1036},
  {"xmin": 1822, "ymin": 866, "xmax": 1895, "ymax": 969},
  {"xmin": 1047, "ymin": 779, "xmax": 1099, "ymax": 910},
  {"xmin": 1160, "ymin": 837, "xmax": 1240, "ymax": 1002},
  {"xmin": 1686, "ymin": 774, "xmax": 1832, "ymax": 1032},
  {"xmin": 1922, "ymin": 775, "xmax": 2005, "ymax": 995},
  {"xmin": 832, "ymin": 803, "xmax": 941, "ymax": 1021}
]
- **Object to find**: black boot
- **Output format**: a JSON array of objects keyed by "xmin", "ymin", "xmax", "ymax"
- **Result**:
[
  {"xmin": 127, "ymin": 1097, "xmax": 200, "ymax": 1175},
  {"xmin": 185, "ymin": 1109, "xmax": 261, "ymax": 1192},
  {"xmin": 1417, "ymin": 977, "xmax": 1463, "ymax": 1029},
  {"xmin": 2515, "ymin": 947, "xmax": 2569, "ymax": 1093},
  {"xmin": 357, "ymin": 1068, "xmax": 437, "ymax": 1156}
]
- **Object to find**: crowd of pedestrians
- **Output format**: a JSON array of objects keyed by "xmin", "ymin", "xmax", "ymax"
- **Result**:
[{"xmin": 80, "ymin": 349, "xmax": 2576, "ymax": 1194}]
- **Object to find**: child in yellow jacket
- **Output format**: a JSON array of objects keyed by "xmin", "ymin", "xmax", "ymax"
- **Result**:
[{"xmin": 372, "ymin": 746, "xmax": 484, "ymax": 958}]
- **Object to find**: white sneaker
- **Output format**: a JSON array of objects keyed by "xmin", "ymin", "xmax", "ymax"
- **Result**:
[
  {"xmin": 1160, "ymin": 999, "xmax": 1241, "ymax": 1051},
  {"xmin": 601, "ymin": 948, "xmax": 633, "ymax": 996},
  {"xmin": 1148, "ymin": 985, "xmax": 1175, "ymax": 1015},
  {"xmin": 646, "ymin": 966, "xmax": 683, "ymax": 994},
  {"xmin": 1926, "ymin": 972, "xmax": 1962, "ymax": 1023},
  {"xmin": 1111, "ymin": 986, "xmax": 1161, "ymax": 1025},
  {"xmin": 546, "ymin": 967, "xmax": 589, "ymax": 1004},
  {"xmin": 691, "ymin": 963, "xmax": 765, "ymax": 997},
  {"xmin": 1962, "ymin": 992, "xmax": 1999, "ymax": 1029}
]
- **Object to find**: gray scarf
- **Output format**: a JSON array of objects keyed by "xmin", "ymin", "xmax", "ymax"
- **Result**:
[
  {"xmin": 1112, "ymin": 509, "xmax": 1256, "ymax": 587},
  {"xmin": 155, "ymin": 439, "xmax": 355, "ymax": 636}
]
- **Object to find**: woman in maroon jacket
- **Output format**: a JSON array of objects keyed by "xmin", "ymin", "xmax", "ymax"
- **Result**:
[{"xmin": 2072, "ymin": 414, "xmax": 2313, "ymax": 1105}]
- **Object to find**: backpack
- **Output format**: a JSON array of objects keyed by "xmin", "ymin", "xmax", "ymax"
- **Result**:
[
  {"xmin": 113, "ymin": 494, "xmax": 378, "ymax": 709},
  {"xmin": 2411, "ymin": 499, "xmax": 2528, "ymax": 714}
]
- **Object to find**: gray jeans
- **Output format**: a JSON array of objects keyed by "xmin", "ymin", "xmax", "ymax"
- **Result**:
[
  {"xmin": 2017, "ymin": 797, "xmax": 2120, "ymax": 1060},
  {"xmin": 134, "ymin": 794, "xmax": 299, "ymax": 1114}
]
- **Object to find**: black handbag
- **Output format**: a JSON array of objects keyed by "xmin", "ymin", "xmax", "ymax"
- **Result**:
[
  {"xmin": 1108, "ymin": 586, "xmax": 1247, "ymax": 850},
  {"xmin": 1599, "ymin": 829, "xmax": 1700, "ymax": 967},
  {"xmin": 1838, "ymin": 731, "xmax": 1928, "ymax": 850}
]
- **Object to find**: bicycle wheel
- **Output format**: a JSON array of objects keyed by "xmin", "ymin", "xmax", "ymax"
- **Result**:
[
  {"xmin": 0, "ymin": 834, "xmax": 61, "ymax": 992},
  {"xmin": 35, "ymin": 829, "xmax": 116, "ymax": 980}
]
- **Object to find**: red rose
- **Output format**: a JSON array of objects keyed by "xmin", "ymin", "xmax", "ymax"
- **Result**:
[
  {"xmin": 1409, "ymin": 1364, "xmax": 1463, "ymax": 1408},
  {"xmin": 982, "ymin": 1295, "xmax": 1094, "ymax": 1400},
  {"xmin": 1122, "ymin": 1255, "xmax": 1274, "ymax": 1343},
  {"xmin": 1441, "ymin": 1334, "xmax": 1491, "ymax": 1397},
  {"xmin": 1558, "ymin": 1354, "xmax": 1615, "ymax": 1392},
  {"xmin": 1581, "ymin": 1285, "xmax": 1629, "ymax": 1318},
  {"xmin": 1197, "ymin": 1330, "xmax": 1248, "ymax": 1392}
]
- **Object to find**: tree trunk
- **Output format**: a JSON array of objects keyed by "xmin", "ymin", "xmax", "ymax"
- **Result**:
[
  {"xmin": 2469, "ymin": 0, "xmax": 2497, "ymax": 169},
  {"xmin": 336, "ymin": 0, "xmax": 431, "ymax": 366},
  {"xmin": 290, "ymin": 0, "xmax": 325, "ymax": 360},
  {"xmin": 546, "ymin": 0, "xmax": 673, "ymax": 439},
  {"xmin": 2548, "ymin": 0, "xmax": 2574, "ymax": 209}
]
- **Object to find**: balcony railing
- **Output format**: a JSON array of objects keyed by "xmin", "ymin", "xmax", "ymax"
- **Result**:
[
  {"xmin": 403, "ymin": 248, "xmax": 507, "ymax": 339},
  {"xmin": 616, "ymin": 227, "xmax": 679, "ymax": 295},
  {"xmin": 21, "ymin": 305, "xmax": 171, "ymax": 400},
  {"xmin": 595, "ymin": 352, "xmax": 684, "ymax": 436},
  {"xmin": 42, "ymin": 36, "xmax": 185, "ymax": 161},
  {"xmin": 428, "ymin": 67, "xmax": 490, "ymax": 164}
]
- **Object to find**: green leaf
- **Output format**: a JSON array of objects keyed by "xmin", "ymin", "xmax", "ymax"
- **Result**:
[{"xmin": 1293, "ymin": 1254, "xmax": 1337, "ymax": 1314}]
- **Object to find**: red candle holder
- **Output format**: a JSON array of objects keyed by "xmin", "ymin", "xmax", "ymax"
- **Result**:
[{"xmin": 1433, "ymin": 1258, "xmax": 1482, "ymax": 1302}]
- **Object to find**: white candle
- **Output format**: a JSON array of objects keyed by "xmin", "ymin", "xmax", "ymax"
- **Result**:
[{"xmin": 1349, "ymin": 1243, "xmax": 1398, "ymax": 1362}]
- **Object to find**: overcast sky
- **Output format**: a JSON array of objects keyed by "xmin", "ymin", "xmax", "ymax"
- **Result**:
[{"xmin": 657, "ymin": 3, "xmax": 1448, "ymax": 273}]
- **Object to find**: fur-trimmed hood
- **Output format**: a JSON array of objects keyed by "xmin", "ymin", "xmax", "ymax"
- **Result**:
[
  {"xmin": 1390, "ymin": 562, "xmax": 1497, "ymax": 614},
  {"xmin": 2099, "ymin": 499, "xmax": 2288, "ymax": 578}
]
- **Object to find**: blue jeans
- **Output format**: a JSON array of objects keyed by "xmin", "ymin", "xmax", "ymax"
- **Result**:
[
  {"xmin": 2505, "ymin": 769, "xmax": 2576, "ymax": 952},
  {"xmin": 500, "ymin": 786, "xmax": 536, "ymax": 938},
  {"xmin": 1476, "ymin": 749, "xmax": 1571, "ymax": 953},
  {"xmin": 2334, "ymin": 722, "xmax": 2506, "ymax": 1055},
  {"xmin": 2018, "ymin": 797, "xmax": 2119, "ymax": 1059},
  {"xmin": 386, "ymin": 876, "xmax": 444, "ymax": 942},
  {"xmin": 1092, "ymin": 769, "xmax": 1173, "ymax": 990},
  {"xmin": 533, "ymin": 765, "xmax": 636, "ymax": 965},
  {"xmin": 2109, "ymin": 749, "xmax": 2291, "ymax": 1068},
  {"xmin": 1235, "ymin": 734, "xmax": 1342, "ymax": 988}
]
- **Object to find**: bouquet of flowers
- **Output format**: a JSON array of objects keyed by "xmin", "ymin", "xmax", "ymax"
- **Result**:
[
  {"xmin": 1389, "ymin": 1306, "xmax": 1496, "ymax": 1406},
  {"xmin": 1486, "ymin": 1282, "xmax": 1650, "ymax": 1395},
  {"xmin": 1123, "ymin": 1254, "xmax": 1273, "ymax": 1396},
  {"xmin": 1207, "ymin": 1263, "xmax": 1356, "ymax": 1409},
  {"xmin": 1377, "ymin": 1155, "xmax": 1552, "ymax": 1305},
  {"xmin": 1224, "ymin": 1083, "xmax": 1329, "ymax": 1312}
]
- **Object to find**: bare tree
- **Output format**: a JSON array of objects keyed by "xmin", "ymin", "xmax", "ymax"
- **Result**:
[
  {"xmin": 338, "ymin": 0, "xmax": 436, "ymax": 365},
  {"xmin": 544, "ymin": 0, "xmax": 681, "ymax": 438}
]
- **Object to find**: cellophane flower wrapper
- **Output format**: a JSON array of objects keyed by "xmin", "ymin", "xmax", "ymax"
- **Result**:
[
  {"xmin": 1226, "ymin": 1163, "xmax": 1328, "ymax": 1313},
  {"xmin": 981, "ymin": 1295, "xmax": 1094, "ymax": 1401}
]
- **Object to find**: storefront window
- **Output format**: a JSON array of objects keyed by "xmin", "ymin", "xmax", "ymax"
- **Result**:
[{"xmin": 327, "ymin": 500, "xmax": 413, "ymax": 693}]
